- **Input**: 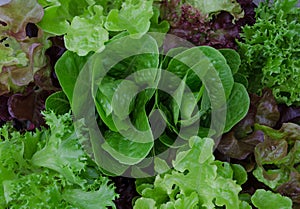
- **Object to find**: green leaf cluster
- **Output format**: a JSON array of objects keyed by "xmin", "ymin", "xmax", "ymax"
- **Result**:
[
  {"xmin": 38, "ymin": 0, "xmax": 169, "ymax": 56},
  {"xmin": 0, "ymin": 111, "xmax": 118, "ymax": 208},
  {"xmin": 134, "ymin": 137, "xmax": 292, "ymax": 209},
  {"xmin": 238, "ymin": 0, "xmax": 300, "ymax": 105},
  {"xmin": 53, "ymin": 33, "xmax": 249, "ymax": 174}
]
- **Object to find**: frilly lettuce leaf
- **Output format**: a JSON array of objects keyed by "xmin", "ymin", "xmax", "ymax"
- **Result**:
[
  {"xmin": 39, "ymin": 0, "xmax": 156, "ymax": 55},
  {"xmin": 238, "ymin": 0, "xmax": 300, "ymax": 106},
  {"xmin": 0, "ymin": 111, "xmax": 118, "ymax": 208},
  {"xmin": 134, "ymin": 137, "xmax": 249, "ymax": 209},
  {"xmin": 64, "ymin": 5, "xmax": 108, "ymax": 56},
  {"xmin": 105, "ymin": 0, "xmax": 153, "ymax": 37}
]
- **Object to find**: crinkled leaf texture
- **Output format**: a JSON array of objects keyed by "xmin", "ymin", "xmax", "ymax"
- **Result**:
[
  {"xmin": 252, "ymin": 122, "xmax": 300, "ymax": 204},
  {"xmin": 238, "ymin": 0, "xmax": 300, "ymax": 105},
  {"xmin": 134, "ymin": 137, "xmax": 250, "ymax": 209},
  {"xmin": 0, "ymin": 111, "xmax": 118, "ymax": 208},
  {"xmin": 39, "ymin": 0, "xmax": 155, "ymax": 55},
  {"xmin": 186, "ymin": 0, "xmax": 244, "ymax": 19},
  {"xmin": 105, "ymin": 0, "xmax": 154, "ymax": 37}
]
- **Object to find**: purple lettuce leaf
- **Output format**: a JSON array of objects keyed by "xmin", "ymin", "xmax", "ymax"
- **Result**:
[
  {"xmin": 276, "ymin": 172, "xmax": 300, "ymax": 205},
  {"xmin": 159, "ymin": 0, "xmax": 256, "ymax": 49},
  {"xmin": 217, "ymin": 89, "xmax": 279, "ymax": 160},
  {"xmin": 7, "ymin": 88, "xmax": 53, "ymax": 130}
]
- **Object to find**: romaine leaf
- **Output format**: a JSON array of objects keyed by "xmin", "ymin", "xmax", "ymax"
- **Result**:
[
  {"xmin": 219, "ymin": 48, "xmax": 241, "ymax": 75},
  {"xmin": 45, "ymin": 91, "xmax": 70, "ymax": 115},
  {"xmin": 102, "ymin": 131, "xmax": 153, "ymax": 165},
  {"xmin": 55, "ymin": 50, "xmax": 90, "ymax": 103},
  {"xmin": 223, "ymin": 82, "xmax": 250, "ymax": 132}
]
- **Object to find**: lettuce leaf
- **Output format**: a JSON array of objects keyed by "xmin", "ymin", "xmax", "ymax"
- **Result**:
[
  {"xmin": 0, "ymin": 0, "xmax": 43, "ymax": 40},
  {"xmin": 0, "ymin": 111, "xmax": 118, "ymax": 208},
  {"xmin": 251, "ymin": 189, "xmax": 293, "ymax": 209},
  {"xmin": 134, "ymin": 137, "xmax": 249, "ymax": 209},
  {"xmin": 39, "ymin": 0, "xmax": 156, "ymax": 55},
  {"xmin": 238, "ymin": 0, "xmax": 300, "ymax": 105}
]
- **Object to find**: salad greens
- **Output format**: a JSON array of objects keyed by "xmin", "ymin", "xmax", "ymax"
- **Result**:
[
  {"xmin": 134, "ymin": 137, "xmax": 292, "ymax": 209},
  {"xmin": 238, "ymin": 0, "xmax": 300, "ymax": 106},
  {"xmin": 217, "ymin": 89, "xmax": 300, "ymax": 206},
  {"xmin": 254, "ymin": 122, "xmax": 300, "ymax": 198},
  {"xmin": 54, "ymin": 33, "xmax": 249, "ymax": 173},
  {"xmin": 1, "ymin": 0, "xmax": 299, "ymax": 208},
  {"xmin": 0, "ymin": 0, "xmax": 57, "ymax": 129},
  {"xmin": 160, "ymin": 0, "xmax": 256, "ymax": 49},
  {"xmin": 0, "ymin": 111, "xmax": 118, "ymax": 208},
  {"xmin": 38, "ymin": 0, "xmax": 160, "ymax": 56}
]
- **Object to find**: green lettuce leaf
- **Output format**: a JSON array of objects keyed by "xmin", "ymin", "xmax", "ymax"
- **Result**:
[
  {"xmin": 0, "ymin": 111, "xmax": 118, "ymax": 208},
  {"xmin": 251, "ymin": 189, "xmax": 292, "ymax": 209},
  {"xmin": 238, "ymin": 0, "xmax": 300, "ymax": 105},
  {"xmin": 186, "ymin": 0, "xmax": 244, "ymax": 20},
  {"xmin": 134, "ymin": 137, "xmax": 247, "ymax": 209},
  {"xmin": 105, "ymin": 0, "xmax": 153, "ymax": 37},
  {"xmin": 64, "ymin": 5, "xmax": 109, "ymax": 56}
]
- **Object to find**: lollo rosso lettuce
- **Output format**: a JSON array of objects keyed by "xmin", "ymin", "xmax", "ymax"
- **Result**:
[{"xmin": 159, "ymin": 0, "xmax": 256, "ymax": 49}]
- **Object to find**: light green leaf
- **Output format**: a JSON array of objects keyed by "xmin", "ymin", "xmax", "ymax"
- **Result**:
[
  {"xmin": 65, "ymin": 5, "xmax": 109, "ymax": 56},
  {"xmin": 251, "ymin": 189, "xmax": 292, "ymax": 209},
  {"xmin": 134, "ymin": 198, "xmax": 157, "ymax": 209},
  {"xmin": 63, "ymin": 179, "xmax": 118, "ymax": 209},
  {"xmin": 105, "ymin": 0, "xmax": 153, "ymax": 37},
  {"xmin": 186, "ymin": 0, "xmax": 244, "ymax": 20}
]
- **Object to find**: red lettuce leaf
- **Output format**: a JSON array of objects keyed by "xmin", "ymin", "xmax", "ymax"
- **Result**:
[
  {"xmin": 160, "ymin": 0, "xmax": 256, "ymax": 49},
  {"xmin": 7, "ymin": 89, "xmax": 52, "ymax": 129},
  {"xmin": 218, "ymin": 130, "xmax": 264, "ymax": 160},
  {"xmin": 0, "ymin": 95, "xmax": 11, "ymax": 121},
  {"xmin": 0, "ymin": 0, "xmax": 43, "ymax": 40},
  {"xmin": 217, "ymin": 89, "xmax": 280, "ymax": 160},
  {"xmin": 276, "ymin": 172, "xmax": 300, "ymax": 205}
]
